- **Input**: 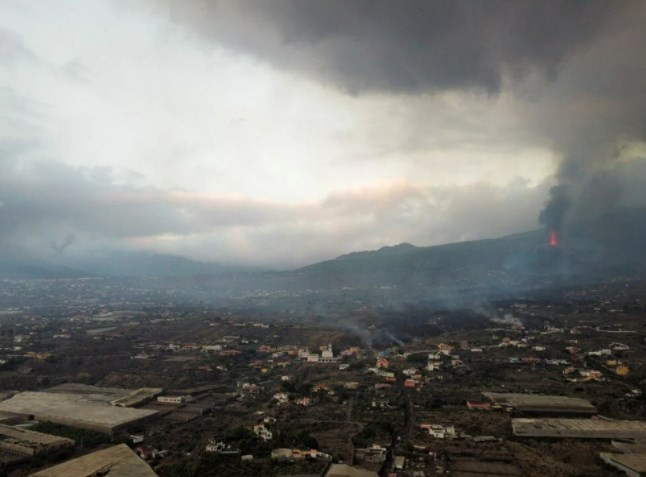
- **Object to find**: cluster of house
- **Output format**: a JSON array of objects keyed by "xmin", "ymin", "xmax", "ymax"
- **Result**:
[
  {"xmin": 206, "ymin": 439, "xmax": 240, "ymax": 455},
  {"xmin": 419, "ymin": 423, "xmax": 457, "ymax": 439},
  {"xmin": 367, "ymin": 358, "xmax": 396, "ymax": 382},
  {"xmin": 270, "ymin": 447, "xmax": 331, "ymax": 462},
  {"xmin": 586, "ymin": 342, "xmax": 631, "ymax": 376},
  {"xmin": 402, "ymin": 367, "xmax": 424, "ymax": 389},
  {"xmin": 240, "ymin": 382, "xmax": 261, "ymax": 399},
  {"xmin": 297, "ymin": 344, "xmax": 342, "ymax": 364},
  {"xmin": 562, "ymin": 367, "xmax": 604, "ymax": 382},
  {"xmin": 587, "ymin": 342, "xmax": 630, "ymax": 356},
  {"xmin": 354, "ymin": 444, "xmax": 387, "ymax": 464},
  {"xmin": 425, "ymin": 343, "xmax": 464, "ymax": 372},
  {"xmin": 497, "ymin": 337, "xmax": 531, "ymax": 348},
  {"xmin": 135, "ymin": 445, "xmax": 169, "ymax": 461},
  {"xmin": 272, "ymin": 392, "xmax": 313, "ymax": 406},
  {"xmin": 253, "ymin": 421, "xmax": 274, "ymax": 441},
  {"xmin": 128, "ymin": 339, "xmax": 234, "ymax": 360}
]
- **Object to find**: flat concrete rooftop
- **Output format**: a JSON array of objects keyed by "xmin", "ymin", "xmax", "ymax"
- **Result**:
[
  {"xmin": 484, "ymin": 392, "xmax": 597, "ymax": 413},
  {"xmin": 325, "ymin": 464, "xmax": 379, "ymax": 477},
  {"xmin": 110, "ymin": 388, "xmax": 162, "ymax": 407},
  {"xmin": 47, "ymin": 383, "xmax": 129, "ymax": 395},
  {"xmin": 513, "ymin": 418, "xmax": 646, "ymax": 439},
  {"xmin": 0, "ymin": 392, "xmax": 157, "ymax": 434},
  {"xmin": 30, "ymin": 444, "xmax": 158, "ymax": 477},
  {"xmin": 0, "ymin": 423, "xmax": 74, "ymax": 446},
  {"xmin": 47, "ymin": 383, "xmax": 162, "ymax": 408},
  {"xmin": 600, "ymin": 452, "xmax": 646, "ymax": 474},
  {"xmin": 450, "ymin": 459, "xmax": 523, "ymax": 476}
]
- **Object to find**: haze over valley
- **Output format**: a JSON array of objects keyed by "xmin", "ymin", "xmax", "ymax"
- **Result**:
[{"xmin": 1, "ymin": 2, "xmax": 646, "ymax": 477}]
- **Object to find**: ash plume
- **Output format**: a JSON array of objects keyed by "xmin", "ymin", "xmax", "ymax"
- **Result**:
[
  {"xmin": 538, "ymin": 185, "xmax": 571, "ymax": 232},
  {"xmin": 51, "ymin": 233, "xmax": 76, "ymax": 255}
]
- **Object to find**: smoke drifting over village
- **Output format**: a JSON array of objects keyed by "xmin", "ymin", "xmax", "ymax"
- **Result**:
[
  {"xmin": 1, "ymin": 0, "xmax": 645, "ymax": 268},
  {"xmin": 4, "ymin": 5, "xmax": 646, "ymax": 477}
]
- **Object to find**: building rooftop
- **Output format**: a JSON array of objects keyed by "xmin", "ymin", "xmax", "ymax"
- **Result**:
[
  {"xmin": 46, "ymin": 383, "xmax": 131, "ymax": 402},
  {"xmin": 45, "ymin": 383, "xmax": 162, "ymax": 408},
  {"xmin": 484, "ymin": 392, "xmax": 597, "ymax": 414},
  {"xmin": 30, "ymin": 444, "xmax": 158, "ymax": 477},
  {"xmin": 0, "ymin": 392, "xmax": 157, "ymax": 434},
  {"xmin": 450, "ymin": 458, "xmax": 524, "ymax": 476},
  {"xmin": 325, "ymin": 464, "xmax": 379, "ymax": 477},
  {"xmin": 600, "ymin": 452, "xmax": 646, "ymax": 473},
  {"xmin": 0, "ymin": 424, "xmax": 74, "ymax": 446},
  {"xmin": 513, "ymin": 418, "xmax": 646, "ymax": 439},
  {"xmin": 0, "ymin": 424, "xmax": 74, "ymax": 456},
  {"xmin": 110, "ymin": 388, "xmax": 163, "ymax": 407}
]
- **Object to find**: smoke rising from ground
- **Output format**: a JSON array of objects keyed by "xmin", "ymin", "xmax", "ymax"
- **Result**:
[
  {"xmin": 51, "ymin": 233, "xmax": 76, "ymax": 255},
  {"xmin": 539, "ymin": 186, "xmax": 571, "ymax": 232}
]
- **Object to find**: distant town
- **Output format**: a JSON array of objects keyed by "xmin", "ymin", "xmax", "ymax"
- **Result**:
[{"xmin": 0, "ymin": 277, "xmax": 644, "ymax": 476}]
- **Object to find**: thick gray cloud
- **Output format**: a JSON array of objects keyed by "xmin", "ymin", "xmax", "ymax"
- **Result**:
[
  {"xmin": 156, "ymin": 1, "xmax": 646, "ymax": 145},
  {"xmin": 0, "ymin": 148, "xmax": 549, "ymax": 267},
  {"xmin": 0, "ymin": 156, "xmax": 304, "ymax": 240},
  {"xmin": 2, "ymin": 1, "xmax": 646, "ymax": 269},
  {"xmin": 2, "ymin": 147, "xmax": 645, "ymax": 268},
  {"xmin": 152, "ymin": 0, "xmax": 646, "ymax": 227},
  {"xmin": 154, "ymin": 0, "xmax": 620, "ymax": 94}
]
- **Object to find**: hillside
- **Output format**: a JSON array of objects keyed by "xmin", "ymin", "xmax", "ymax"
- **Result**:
[
  {"xmin": 62, "ymin": 250, "xmax": 243, "ymax": 277},
  {"xmin": 290, "ymin": 207, "xmax": 646, "ymax": 293},
  {"xmin": 1, "ymin": 208, "xmax": 644, "ymax": 299},
  {"xmin": 0, "ymin": 246, "xmax": 88, "ymax": 280}
]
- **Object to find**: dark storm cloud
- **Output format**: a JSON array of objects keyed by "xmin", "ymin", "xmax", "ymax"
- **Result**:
[
  {"xmin": 154, "ymin": 0, "xmax": 646, "ymax": 227},
  {"xmin": 156, "ymin": 0, "xmax": 619, "ymax": 94},
  {"xmin": 154, "ymin": 0, "xmax": 646, "ymax": 147}
]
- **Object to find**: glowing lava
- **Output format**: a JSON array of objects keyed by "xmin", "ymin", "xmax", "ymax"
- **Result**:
[{"xmin": 549, "ymin": 229, "xmax": 559, "ymax": 247}]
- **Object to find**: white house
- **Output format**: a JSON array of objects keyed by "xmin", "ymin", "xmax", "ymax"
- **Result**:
[
  {"xmin": 420, "ymin": 424, "xmax": 457, "ymax": 439},
  {"xmin": 253, "ymin": 424, "xmax": 273, "ymax": 441},
  {"xmin": 609, "ymin": 342, "xmax": 630, "ymax": 351},
  {"xmin": 426, "ymin": 362, "xmax": 441, "ymax": 372},
  {"xmin": 273, "ymin": 392, "xmax": 289, "ymax": 405},
  {"xmin": 202, "ymin": 344, "xmax": 222, "ymax": 352},
  {"xmin": 588, "ymin": 349, "xmax": 612, "ymax": 357},
  {"xmin": 321, "ymin": 344, "xmax": 334, "ymax": 359}
]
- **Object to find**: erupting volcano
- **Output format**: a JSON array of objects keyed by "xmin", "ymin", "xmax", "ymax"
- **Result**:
[
  {"xmin": 540, "ymin": 185, "xmax": 569, "ymax": 249},
  {"xmin": 549, "ymin": 229, "xmax": 559, "ymax": 247}
]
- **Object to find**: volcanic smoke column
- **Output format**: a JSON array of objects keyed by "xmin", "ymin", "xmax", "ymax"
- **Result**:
[{"xmin": 539, "ymin": 185, "xmax": 571, "ymax": 247}]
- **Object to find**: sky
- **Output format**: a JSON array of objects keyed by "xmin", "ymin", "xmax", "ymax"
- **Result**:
[{"xmin": 1, "ymin": 0, "xmax": 645, "ymax": 268}]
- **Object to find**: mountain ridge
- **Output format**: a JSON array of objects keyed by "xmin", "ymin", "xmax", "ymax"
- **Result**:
[{"xmin": 1, "ymin": 208, "xmax": 645, "ymax": 289}]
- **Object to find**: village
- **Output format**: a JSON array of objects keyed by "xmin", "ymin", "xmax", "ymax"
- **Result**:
[{"xmin": 0, "ymin": 278, "xmax": 644, "ymax": 476}]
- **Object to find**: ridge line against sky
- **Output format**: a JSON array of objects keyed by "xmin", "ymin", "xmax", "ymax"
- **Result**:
[{"xmin": 1, "ymin": 0, "xmax": 645, "ymax": 268}]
